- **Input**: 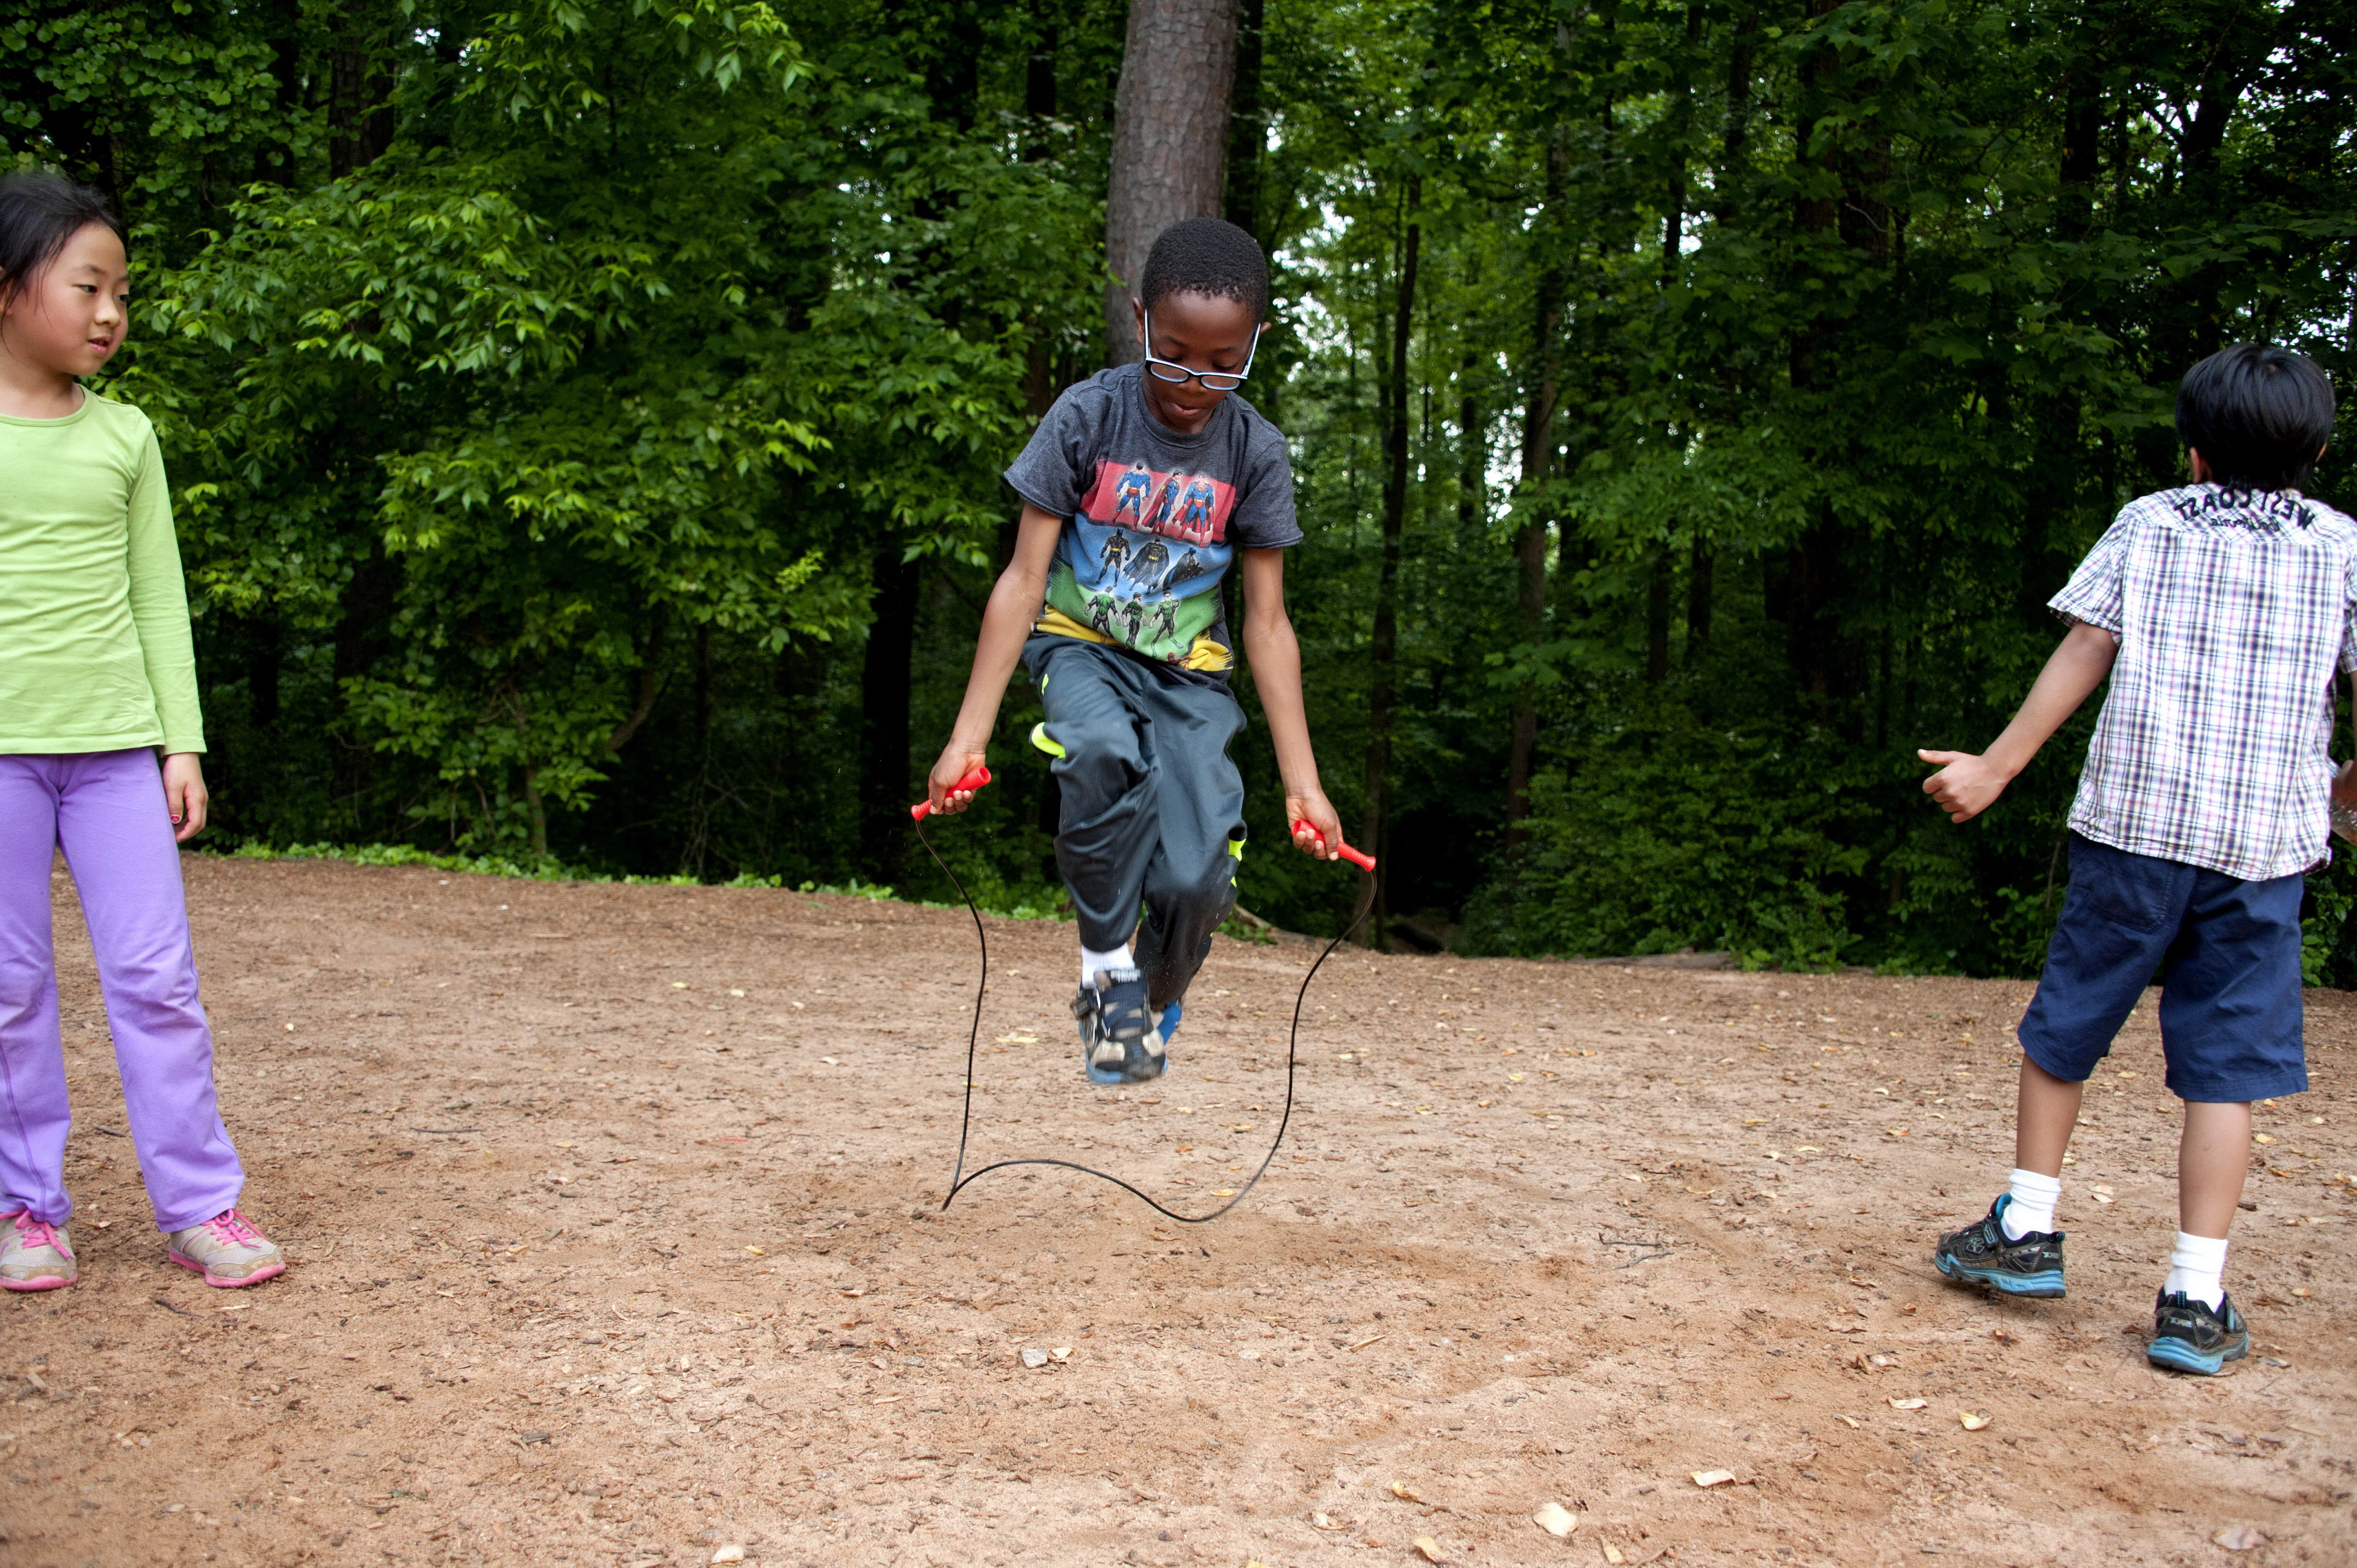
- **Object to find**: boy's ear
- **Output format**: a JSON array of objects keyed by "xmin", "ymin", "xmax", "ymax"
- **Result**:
[{"xmin": 2187, "ymin": 447, "xmax": 2212, "ymax": 484}]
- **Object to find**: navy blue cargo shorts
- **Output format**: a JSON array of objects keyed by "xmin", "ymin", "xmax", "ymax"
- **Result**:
[{"xmin": 2018, "ymin": 832, "xmax": 2309, "ymax": 1103}]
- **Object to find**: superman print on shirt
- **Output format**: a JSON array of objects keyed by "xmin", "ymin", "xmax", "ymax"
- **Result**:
[
  {"xmin": 1031, "ymin": 460, "xmax": 1236, "ymax": 664},
  {"xmin": 1002, "ymin": 363, "xmax": 1302, "ymax": 684}
]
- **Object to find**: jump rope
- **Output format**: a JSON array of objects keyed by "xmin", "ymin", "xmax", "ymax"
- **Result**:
[{"xmin": 912, "ymin": 765, "xmax": 1377, "ymax": 1222}]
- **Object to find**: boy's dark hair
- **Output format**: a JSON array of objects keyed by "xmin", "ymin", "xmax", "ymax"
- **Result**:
[
  {"xmin": 1140, "ymin": 217, "xmax": 1268, "ymax": 320},
  {"xmin": 2176, "ymin": 344, "xmax": 2335, "ymax": 492},
  {"xmin": 0, "ymin": 172, "xmax": 124, "ymax": 306}
]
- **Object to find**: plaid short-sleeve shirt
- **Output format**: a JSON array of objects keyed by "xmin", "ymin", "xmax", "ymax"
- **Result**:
[{"xmin": 2052, "ymin": 485, "xmax": 2357, "ymax": 882}]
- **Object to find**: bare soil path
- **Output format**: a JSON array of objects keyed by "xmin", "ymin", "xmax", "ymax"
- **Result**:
[{"xmin": 5, "ymin": 856, "xmax": 2353, "ymax": 1568}]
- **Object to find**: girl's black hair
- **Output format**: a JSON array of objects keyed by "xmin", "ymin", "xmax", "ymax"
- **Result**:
[
  {"xmin": 1140, "ymin": 217, "xmax": 1269, "ymax": 320},
  {"xmin": 0, "ymin": 171, "xmax": 125, "ymax": 305},
  {"xmin": 2176, "ymin": 344, "xmax": 2336, "ymax": 492}
]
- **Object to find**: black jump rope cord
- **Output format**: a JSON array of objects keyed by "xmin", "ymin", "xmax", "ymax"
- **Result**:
[{"xmin": 917, "ymin": 817, "xmax": 1377, "ymax": 1223}]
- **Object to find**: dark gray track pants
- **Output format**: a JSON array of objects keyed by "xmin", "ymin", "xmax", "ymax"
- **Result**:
[{"xmin": 1023, "ymin": 634, "xmax": 1244, "ymax": 1011}]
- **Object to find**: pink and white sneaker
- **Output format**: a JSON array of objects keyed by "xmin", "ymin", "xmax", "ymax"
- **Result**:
[
  {"xmin": 165, "ymin": 1208, "xmax": 285, "ymax": 1288},
  {"xmin": 0, "ymin": 1209, "xmax": 78, "ymax": 1291}
]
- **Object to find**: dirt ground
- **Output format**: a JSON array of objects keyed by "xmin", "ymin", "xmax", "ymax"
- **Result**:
[{"xmin": 3, "ymin": 854, "xmax": 2352, "ymax": 1568}]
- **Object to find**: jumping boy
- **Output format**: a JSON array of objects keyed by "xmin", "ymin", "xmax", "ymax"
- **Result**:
[
  {"xmin": 1918, "ymin": 344, "xmax": 2345, "ymax": 1375},
  {"xmin": 924, "ymin": 217, "xmax": 1344, "ymax": 1085}
]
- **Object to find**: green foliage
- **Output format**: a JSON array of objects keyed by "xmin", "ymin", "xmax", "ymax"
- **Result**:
[{"xmin": 11, "ymin": 0, "xmax": 2356, "ymax": 973}]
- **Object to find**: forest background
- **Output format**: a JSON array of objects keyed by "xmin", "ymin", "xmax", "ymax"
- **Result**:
[{"xmin": 4, "ymin": 0, "xmax": 2353, "ymax": 977}]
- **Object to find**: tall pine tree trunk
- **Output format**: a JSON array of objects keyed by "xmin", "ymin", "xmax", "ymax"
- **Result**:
[
  {"xmin": 1224, "ymin": 0, "xmax": 1265, "ymax": 236},
  {"xmin": 859, "ymin": 547, "xmax": 922, "ymax": 882},
  {"xmin": 1361, "ymin": 184, "xmax": 1420, "ymax": 949},
  {"xmin": 1104, "ymin": 0, "xmax": 1240, "ymax": 365},
  {"xmin": 1505, "ymin": 128, "xmax": 1568, "ymax": 857}
]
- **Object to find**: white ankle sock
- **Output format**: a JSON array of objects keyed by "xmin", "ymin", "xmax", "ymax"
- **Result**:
[
  {"xmin": 1080, "ymin": 943, "xmax": 1132, "ymax": 984},
  {"xmin": 2001, "ymin": 1168, "xmax": 2062, "ymax": 1239},
  {"xmin": 2164, "ymin": 1231, "xmax": 2229, "ymax": 1310}
]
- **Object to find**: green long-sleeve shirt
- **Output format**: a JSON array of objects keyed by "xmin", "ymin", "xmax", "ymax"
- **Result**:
[{"xmin": 0, "ymin": 390, "xmax": 205, "ymax": 755}]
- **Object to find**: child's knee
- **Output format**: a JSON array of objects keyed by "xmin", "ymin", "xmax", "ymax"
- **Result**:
[{"xmin": 1152, "ymin": 856, "xmax": 1236, "ymax": 920}]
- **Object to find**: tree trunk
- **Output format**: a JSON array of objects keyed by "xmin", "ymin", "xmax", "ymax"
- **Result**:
[
  {"xmin": 1645, "ymin": 549, "xmax": 1672, "ymax": 683},
  {"xmin": 1361, "ymin": 184, "xmax": 1419, "ymax": 950},
  {"xmin": 1224, "ymin": 0, "xmax": 1265, "ymax": 236},
  {"xmin": 1685, "ymin": 534, "xmax": 1712, "ymax": 659},
  {"xmin": 1457, "ymin": 369, "xmax": 1482, "ymax": 533},
  {"xmin": 859, "ymin": 547, "xmax": 923, "ymax": 881},
  {"xmin": 1103, "ymin": 0, "xmax": 1241, "ymax": 365},
  {"xmin": 522, "ymin": 767, "xmax": 548, "ymax": 858},
  {"xmin": 329, "ymin": 9, "xmax": 396, "ymax": 180},
  {"xmin": 1504, "ymin": 128, "xmax": 1569, "ymax": 856}
]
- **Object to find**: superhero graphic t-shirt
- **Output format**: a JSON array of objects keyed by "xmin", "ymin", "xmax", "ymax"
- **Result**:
[{"xmin": 1002, "ymin": 363, "xmax": 1300, "ymax": 682}]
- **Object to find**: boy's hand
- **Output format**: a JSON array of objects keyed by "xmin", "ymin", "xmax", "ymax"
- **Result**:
[
  {"xmin": 2335, "ymin": 760, "xmax": 2357, "ymax": 813},
  {"xmin": 1286, "ymin": 788, "xmax": 1345, "ymax": 860},
  {"xmin": 1918, "ymin": 748, "xmax": 2011, "ymax": 824},
  {"xmin": 161, "ymin": 752, "xmax": 208, "ymax": 843},
  {"xmin": 926, "ymin": 744, "xmax": 990, "ymax": 816}
]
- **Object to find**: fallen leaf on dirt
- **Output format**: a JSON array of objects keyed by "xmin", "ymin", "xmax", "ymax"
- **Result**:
[
  {"xmin": 1388, "ymin": 1479, "xmax": 1421, "ymax": 1502},
  {"xmin": 1211, "ymin": 1189, "xmax": 1237, "ymax": 1197},
  {"xmin": 743, "ymin": 1246, "xmax": 765, "ymax": 1256},
  {"xmin": 1838, "ymin": 1417, "xmax": 1862, "ymax": 1429},
  {"xmin": 1412, "ymin": 1535, "xmax": 1445, "ymax": 1562},
  {"xmin": 1692, "ymin": 1469, "xmax": 1735, "ymax": 1487},
  {"xmin": 1049, "ymin": 1346, "xmax": 1072, "ymax": 1363},
  {"xmin": 2213, "ymin": 1526, "xmax": 2267, "ymax": 1551},
  {"xmin": 1533, "ymin": 1501, "xmax": 1577, "ymax": 1537},
  {"xmin": 1889, "ymin": 1398, "xmax": 1927, "ymax": 1410},
  {"xmin": 1349, "ymin": 1334, "xmax": 1387, "ymax": 1351},
  {"xmin": 1312, "ymin": 1512, "xmax": 1345, "ymax": 1531},
  {"xmin": 710, "ymin": 1546, "xmax": 747, "ymax": 1564},
  {"xmin": 1603, "ymin": 1544, "xmax": 1626, "ymax": 1564},
  {"xmin": 1989, "ymin": 1327, "xmax": 2015, "ymax": 1345},
  {"xmin": 1959, "ymin": 1411, "xmax": 1991, "ymax": 1430}
]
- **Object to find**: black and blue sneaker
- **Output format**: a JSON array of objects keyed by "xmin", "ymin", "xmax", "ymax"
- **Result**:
[
  {"xmin": 2147, "ymin": 1288, "xmax": 2249, "ymax": 1376},
  {"xmin": 1932, "ymin": 1194, "xmax": 2066, "ymax": 1298},
  {"xmin": 1073, "ymin": 968, "xmax": 1162, "ymax": 1085}
]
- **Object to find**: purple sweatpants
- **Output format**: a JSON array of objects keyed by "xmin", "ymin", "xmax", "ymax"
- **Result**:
[{"xmin": 0, "ymin": 750, "xmax": 242, "ymax": 1232}]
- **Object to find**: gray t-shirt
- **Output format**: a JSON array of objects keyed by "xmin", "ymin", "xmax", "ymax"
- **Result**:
[{"xmin": 1003, "ymin": 364, "xmax": 1299, "ymax": 681}]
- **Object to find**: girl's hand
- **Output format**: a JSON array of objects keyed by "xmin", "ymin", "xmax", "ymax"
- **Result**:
[
  {"xmin": 927, "ymin": 743, "xmax": 990, "ymax": 816},
  {"xmin": 1286, "ymin": 788, "xmax": 1345, "ymax": 860},
  {"xmin": 162, "ymin": 752, "xmax": 208, "ymax": 843},
  {"xmin": 1919, "ymin": 748, "xmax": 2010, "ymax": 824}
]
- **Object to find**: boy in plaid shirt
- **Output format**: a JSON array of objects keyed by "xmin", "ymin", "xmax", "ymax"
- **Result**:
[{"xmin": 1918, "ymin": 344, "xmax": 2345, "ymax": 1375}]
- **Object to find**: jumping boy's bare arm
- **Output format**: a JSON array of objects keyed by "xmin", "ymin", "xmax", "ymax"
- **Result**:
[
  {"xmin": 1918, "ymin": 620, "xmax": 2119, "ymax": 822},
  {"xmin": 1238, "ymin": 547, "xmax": 1343, "ymax": 859},
  {"xmin": 926, "ymin": 503, "xmax": 1065, "ymax": 814}
]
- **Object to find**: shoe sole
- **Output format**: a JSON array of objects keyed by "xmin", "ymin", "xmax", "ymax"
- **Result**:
[
  {"xmin": 1082, "ymin": 1038, "xmax": 1133, "ymax": 1087},
  {"xmin": 0, "ymin": 1272, "xmax": 75, "ymax": 1291},
  {"xmin": 168, "ymin": 1251, "xmax": 286, "ymax": 1289},
  {"xmin": 2147, "ymin": 1334, "xmax": 2247, "ymax": 1376},
  {"xmin": 1934, "ymin": 1252, "xmax": 2064, "ymax": 1298}
]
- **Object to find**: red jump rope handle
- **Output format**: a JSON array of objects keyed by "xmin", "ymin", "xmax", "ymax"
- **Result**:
[
  {"xmin": 911, "ymin": 765, "xmax": 992, "ymax": 822},
  {"xmin": 1293, "ymin": 822, "xmax": 1377, "ymax": 872}
]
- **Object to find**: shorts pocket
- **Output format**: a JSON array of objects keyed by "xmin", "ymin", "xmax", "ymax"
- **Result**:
[{"xmin": 2066, "ymin": 834, "xmax": 2184, "ymax": 934}]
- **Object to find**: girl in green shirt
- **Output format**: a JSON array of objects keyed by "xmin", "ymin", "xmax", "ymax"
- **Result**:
[{"xmin": 0, "ymin": 173, "xmax": 283, "ymax": 1292}]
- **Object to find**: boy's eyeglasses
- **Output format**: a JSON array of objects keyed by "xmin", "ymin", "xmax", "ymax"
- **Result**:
[{"xmin": 1140, "ymin": 306, "xmax": 1259, "ymax": 392}]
